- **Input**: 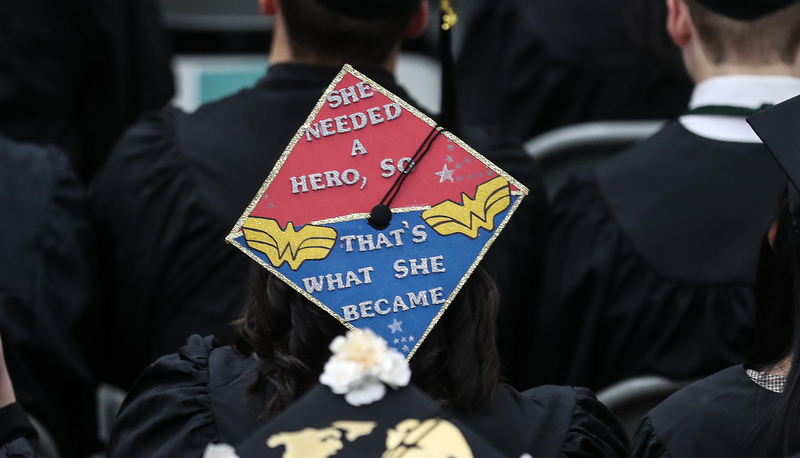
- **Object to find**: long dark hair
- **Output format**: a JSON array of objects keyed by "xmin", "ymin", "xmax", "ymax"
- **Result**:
[
  {"xmin": 233, "ymin": 264, "xmax": 502, "ymax": 417},
  {"xmin": 748, "ymin": 194, "xmax": 800, "ymax": 455}
]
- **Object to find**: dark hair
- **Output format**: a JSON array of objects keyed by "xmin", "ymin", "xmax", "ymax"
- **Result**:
[
  {"xmin": 748, "ymin": 194, "xmax": 800, "ymax": 455},
  {"xmin": 234, "ymin": 264, "xmax": 502, "ymax": 417},
  {"xmin": 685, "ymin": 0, "xmax": 800, "ymax": 65},
  {"xmin": 279, "ymin": 0, "xmax": 419, "ymax": 68}
]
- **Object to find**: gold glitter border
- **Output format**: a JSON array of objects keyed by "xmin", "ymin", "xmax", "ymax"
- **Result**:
[{"xmin": 225, "ymin": 64, "xmax": 531, "ymax": 359}]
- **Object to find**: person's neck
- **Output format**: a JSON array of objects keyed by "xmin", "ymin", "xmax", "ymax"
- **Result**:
[
  {"xmin": 767, "ymin": 354, "xmax": 793, "ymax": 377},
  {"xmin": 684, "ymin": 43, "xmax": 800, "ymax": 83}
]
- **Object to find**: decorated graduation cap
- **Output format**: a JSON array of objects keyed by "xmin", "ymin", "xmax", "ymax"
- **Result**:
[
  {"xmin": 697, "ymin": 0, "xmax": 799, "ymax": 19},
  {"xmin": 748, "ymin": 95, "xmax": 800, "ymax": 214},
  {"xmin": 226, "ymin": 65, "xmax": 528, "ymax": 358}
]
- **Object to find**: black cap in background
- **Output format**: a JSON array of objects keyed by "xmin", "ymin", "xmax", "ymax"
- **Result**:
[
  {"xmin": 696, "ymin": 0, "xmax": 799, "ymax": 20},
  {"xmin": 748, "ymin": 95, "xmax": 800, "ymax": 195}
]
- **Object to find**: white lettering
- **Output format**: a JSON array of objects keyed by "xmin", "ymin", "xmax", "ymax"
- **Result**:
[
  {"xmin": 394, "ymin": 259, "xmax": 408, "ymax": 279},
  {"xmin": 359, "ymin": 301, "xmax": 375, "ymax": 318},
  {"xmin": 290, "ymin": 176, "xmax": 308, "ymax": 194},
  {"xmin": 342, "ymin": 305, "xmax": 359, "ymax": 321},
  {"xmin": 341, "ymin": 169, "xmax": 360, "ymax": 185},
  {"xmin": 334, "ymin": 115, "xmax": 351, "ymax": 133},
  {"xmin": 350, "ymin": 112, "xmax": 368, "ymax": 130},
  {"xmin": 309, "ymin": 173, "xmax": 324, "ymax": 191},
  {"xmin": 356, "ymin": 82, "xmax": 374, "ymax": 99},
  {"xmin": 327, "ymin": 92, "xmax": 343, "ymax": 109},
  {"xmin": 351, "ymin": 139, "xmax": 368, "ymax": 156},
  {"xmin": 412, "ymin": 225, "xmax": 427, "ymax": 243},
  {"xmin": 367, "ymin": 106, "xmax": 384, "ymax": 125},
  {"xmin": 383, "ymin": 103, "xmax": 402, "ymax": 120},
  {"xmin": 302, "ymin": 276, "xmax": 325, "ymax": 293}
]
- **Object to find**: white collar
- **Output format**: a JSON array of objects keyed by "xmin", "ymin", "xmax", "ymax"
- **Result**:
[{"xmin": 679, "ymin": 75, "xmax": 800, "ymax": 143}]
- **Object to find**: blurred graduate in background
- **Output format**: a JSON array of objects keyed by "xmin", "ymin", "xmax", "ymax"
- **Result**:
[{"xmin": 528, "ymin": 0, "xmax": 800, "ymax": 390}]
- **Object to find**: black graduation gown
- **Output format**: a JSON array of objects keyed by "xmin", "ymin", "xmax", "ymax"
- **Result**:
[
  {"xmin": 106, "ymin": 335, "xmax": 629, "ymax": 458},
  {"xmin": 526, "ymin": 121, "xmax": 786, "ymax": 390},
  {"xmin": 629, "ymin": 365, "xmax": 780, "ymax": 457},
  {"xmin": 91, "ymin": 63, "xmax": 547, "ymax": 390},
  {"xmin": 0, "ymin": 403, "xmax": 39, "ymax": 458},
  {"xmin": 0, "ymin": 0, "xmax": 174, "ymax": 182},
  {"xmin": 0, "ymin": 136, "xmax": 99, "ymax": 457},
  {"xmin": 456, "ymin": 0, "xmax": 693, "ymax": 142}
]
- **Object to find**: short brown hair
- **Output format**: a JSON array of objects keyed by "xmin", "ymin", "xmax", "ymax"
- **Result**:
[
  {"xmin": 685, "ymin": 0, "xmax": 800, "ymax": 64},
  {"xmin": 280, "ymin": 0, "xmax": 419, "ymax": 68}
]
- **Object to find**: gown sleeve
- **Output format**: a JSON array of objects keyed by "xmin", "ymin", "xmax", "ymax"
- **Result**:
[
  {"xmin": 92, "ymin": 108, "xmax": 239, "ymax": 389},
  {"xmin": 559, "ymin": 388, "xmax": 629, "ymax": 458},
  {"xmin": 106, "ymin": 335, "xmax": 220, "ymax": 458},
  {"xmin": 627, "ymin": 416, "xmax": 670, "ymax": 458},
  {"xmin": 0, "ymin": 403, "xmax": 38, "ymax": 457}
]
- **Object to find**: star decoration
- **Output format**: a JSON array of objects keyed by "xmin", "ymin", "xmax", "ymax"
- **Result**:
[
  {"xmin": 463, "ymin": 157, "xmax": 471, "ymax": 164},
  {"xmin": 456, "ymin": 176, "xmax": 463, "ymax": 182},
  {"xmin": 388, "ymin": 318, "xmax": 403, "ymax": 334},
  {"xmin": 455, "ymin": 163, "xmax": 462, "ymax": 169},
  {"xmin": 467, "ymin": 174, "xmax": 474, "ymax": 180},
  {"xmin": 486, "ymin": 169, "xmax": 494, "ymax": 176},
  {"xmin": 401, "ymin": 337, "xmax": 407, "ymax": 343},
  {"xmin": 446, "ymin": 155, "xmax": 454, "ymax": 162},
  {"xmin": 435, "ymin": 164, "xmax": 455, "ymax": 183},
  {"xmin": 402, "ymin": 345, "xmax": 410, "ymax": 352},
  {"xmin": 393, "ymin": 338, "xmax": 399, "ymax": 344},
  {"xmin": 408, "ymin": 336, "xmax": 415, "ymax": 342},
  {"xmin": 267, "ymin": 203, "xmax": 275, "ymax": 209},
  {"xmin": 261, "ymin": 194, "xmax": 269, "ymax": 201},
  {"xmin": 477, "ymin": 172, "xmax": 483, "ymax": 178},
  {"xmin": 447, "ymin": 144, "xmax": 455, "ymax": 151}
]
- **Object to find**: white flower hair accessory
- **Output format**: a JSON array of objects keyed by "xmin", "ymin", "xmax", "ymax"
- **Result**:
[
  {"xmin": 203, "ymin": 443, "xmax": 240, "ymax": 458},
  {"xmin": 319, "ymin": 328, "xmax": 411, "ymax": 406}
]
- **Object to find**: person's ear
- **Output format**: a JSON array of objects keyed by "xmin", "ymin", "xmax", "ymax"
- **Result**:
[
  {"xmin": 260, "ymin": 0, "xmax": 278, "ymax": 16},
  {"xmin": 405, "ymin": 0, "xmax": 429, "ymax": 39},
  {"xmin": 768, "ymin": 221, "xmax": 779, "ymax": 250},
  {"xmin": 666, "ymin": 0, "xmax": 693, "ymax": 48}
]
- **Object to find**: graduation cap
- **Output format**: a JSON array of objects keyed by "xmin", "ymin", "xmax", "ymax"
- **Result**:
[
  {"xmin": 226, "ymin": 65, "xmax": 528, "ymax": 358},
  {"xmin": 696, "ymin": 0, "xmax": 799, "ymax": 20},
  {"xmin": 747, "ymin": 95, "xmax": 800, "ymax": 215},
  {"xmin": 231, "ymin": 383, "xmax": 507, "ymax": 458}
]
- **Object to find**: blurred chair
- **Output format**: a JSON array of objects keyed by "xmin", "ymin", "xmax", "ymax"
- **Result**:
[
  {"xmin": 29, "ymin": 415, "xmax": 59, "ymax": 458},
  {"xmin": 524, "ymin": 120, "xmax": 665, "ymax": 200},
  {"xmin": 158, "ymin": 0, "xmax": 272, "ymax": 31},
  {"xmin": 596, "ymin": 375, "xmax": 692, "ymax": 436},
  {"xmin": 97, "ymin": 384, "xmax": 128, "ymax": 445}
]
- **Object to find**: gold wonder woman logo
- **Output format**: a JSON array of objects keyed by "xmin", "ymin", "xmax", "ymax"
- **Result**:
[
  {"xmin": 242, "ymin": 217, "xmax": 337, "ymax": 270},
  {"xmin": 421, "ymin": 176, "xmax": 511, "ymax": 239}
]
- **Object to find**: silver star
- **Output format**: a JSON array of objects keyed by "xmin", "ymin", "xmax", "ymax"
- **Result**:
[
  {"xmin": 435, "ymin": 164, "xmax": 455, "ymax": 183},
  {"xmin": 467, "ymin": 174, "xmax": 474, "ymax": 180},
  {"xmin": 388, "ymin": 318, "xmax": 403, "ymax": 334},
  {"xmin": 402, "ymin": 345, "xmax": 410, "ymax": 352},
  {"xmin": 477, "ymin": 172, "xmax": 483, "ymax": 178},
  {"xmin": 401, "ymin": 337, "xmax": 407, "ymax": 343},
  {"xmin": 447, "ymin": 144, "xmax": 455, "ymax": 151},
  {"xmin": 456, "ymin": 176, "xmax": 463, "ymax": 181},
  {"xmin": 486, "ymin": 169, "xmax": 494, "ymax": 176},
  {"xmin": 408, "ymin": 335, "xmax": 415, "ymax": 342},
  {"xmin": 394, "ymin": 338, "xmax": 400, "ymax": 344},
  {"xmin": 464, "ymin": 157, "xmax": 471, "ymax": 164},
  {"xmin": 446, "ymin": 155, "xmax": 454, "ymax": 162},
  {"xmin": 267, "ymin": 203, "xmax": 275, "ymax": 209}
]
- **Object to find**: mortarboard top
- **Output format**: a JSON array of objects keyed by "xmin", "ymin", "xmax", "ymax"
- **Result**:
[
  {"xmin": 233, "ymin": 383, "xmax": 507, "ymax": 458},
  {"xmin": 311, "ymin": 0, "xmax": 421, "ymax": 19},
  {"xmin": 747, "ymin": 94, "xmax": 800, "ymax": 197},
  {"xmin": 696, "ymin": 0, "xmax": 799, "ymax": 20},
  {"xmin": 226, "ymin": 64, "xmax": 528, "ymax": 359}
]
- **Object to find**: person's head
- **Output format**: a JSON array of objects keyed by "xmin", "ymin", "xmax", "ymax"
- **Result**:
[
  {"xmin": 234, "ymin": 263, "xmax": 502, "ymax": 417},
  {"xmin": 749, "ymin": 193, "xmax": 800, "ymax": 455},
  {"xmin": 260, "ymin": 0, "xmax": 428, "ymax": 71},
  {"xmin": 666, "ymin": 0, "xmax": 800, "ymax": 81}
]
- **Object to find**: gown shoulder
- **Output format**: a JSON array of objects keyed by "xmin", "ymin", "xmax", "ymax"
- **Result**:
[{"xmin": 106, "ymin": 335, "xmax": 221, "ymax": 458}]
